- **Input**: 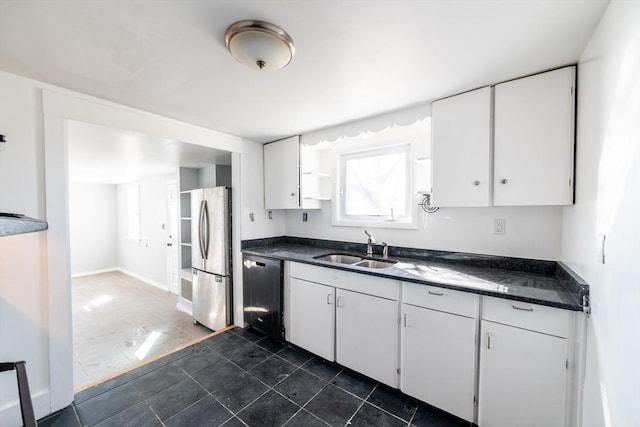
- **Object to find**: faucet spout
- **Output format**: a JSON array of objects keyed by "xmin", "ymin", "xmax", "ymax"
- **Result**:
[{"xmin": 364, "ymin": 229, "xmax": 376, "ymax": 256}]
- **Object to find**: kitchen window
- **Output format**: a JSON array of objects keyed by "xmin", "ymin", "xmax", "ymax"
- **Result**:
[{"xmin": 335, "ymin": 143, "xmax": 416, "ymax": 228}]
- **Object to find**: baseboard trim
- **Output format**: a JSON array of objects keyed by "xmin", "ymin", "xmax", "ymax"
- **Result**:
[
  {"xmin": 0, "ymin": 389, "xmax": 51, "ymax": 426},
  {"xmin": 176, "ymin": 297, "xmax": 192, "ymax": 316},
  {"xmin": 71, "ymin": 268, "xmax": 118, "ymax": 278},
  {"xmin": 117, "ymin": 268, "xmax": 169, "ymax": 292}
]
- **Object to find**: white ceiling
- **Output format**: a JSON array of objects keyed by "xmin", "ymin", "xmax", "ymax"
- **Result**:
[
  {"xmin": 0, "ymin": 1, "xmax": 607, "ymax": 143},
  {"xmin": 67, "ymin": 120, "xmax": 231, "ymax": 184}
]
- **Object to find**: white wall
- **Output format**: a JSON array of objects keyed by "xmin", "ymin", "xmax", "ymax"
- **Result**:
[
  {"xmin": 117, "ymin": 174, "xmax": 174, "ymax": 289},
  {"xmin": 561, "ymin": 2, "xmax": 640, "ymax": 426},
  {"xmin": 232, "ymin": 140, "xmax": 287, "ymax": 326},
  {"xmin": 68, "ymin": 182, "xmax": 118, "ymax": 275},
  {"xmin": 0, "ymin": 72, "xmax": 53, "ymax": 426},
  {"xmin": 286, "ymin": 204, "xmax": 563, "ymax": 260},
  {"xmin": 287, "ymin": 105, "xmax": 563, "ymax": 260},
  {"xmin": 0, "ymin": 69, "xmax": 258, "ymax": 425}
]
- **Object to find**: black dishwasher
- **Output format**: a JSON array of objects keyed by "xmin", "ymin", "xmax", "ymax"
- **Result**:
[{"xmin": 242, "ymin": 254, "xmax": 284, "ymax": 341}]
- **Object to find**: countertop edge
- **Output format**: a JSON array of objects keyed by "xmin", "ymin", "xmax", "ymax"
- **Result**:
[
  {"xmin": 0, "ymin": 216, "xmax": 48, "ymax": 237},
  {"xmin": 242, "ymin": 245, "xmax": 585, "ymax": 312}
]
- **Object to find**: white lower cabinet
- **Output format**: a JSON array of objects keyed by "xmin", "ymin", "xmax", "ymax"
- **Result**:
[
  {"xmin": 336, "ymin": 288, "xmax": 399, "ymax": 387},
  {"xmin": 286, "ymin": 263, "xmax": 580, "ymax": 427},
  {"xmin": 401, "ymin": 303, "xmax": 476, "ymax": 422},
  {"xmin": 288, "ymin": 262, "xmax": 400, "ymax": 386},
  {"xmin": 288, "ymin": 277, "xmax": 335, "ymax": 361},
  {"xmin": 478, "ymin": 300, "xmax": 569, "ymax": 427}
]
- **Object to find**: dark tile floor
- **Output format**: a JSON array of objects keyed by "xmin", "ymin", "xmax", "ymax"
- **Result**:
[{"xmin": 38, "ymin": 328, "xmax": 471, "ymax": 427}]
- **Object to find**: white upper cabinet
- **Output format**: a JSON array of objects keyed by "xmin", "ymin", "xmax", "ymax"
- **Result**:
[
  {"xmin": 430, "ymin": 66, "xmax": 575, "ymax": 207},
  {"xmin": 263, "ymin": 136, "xmax": 326, "ymax": 209},
  {"xmin": 431, "ymin": 87, "xmax": 492, "ymax": 207},
  {"xmin": 494, "ymin": 66, "xmax": 575, "ymax": 206},
  {"xmin": 264, "ymin": 136, "xmax": 301, "ymax": 210}
]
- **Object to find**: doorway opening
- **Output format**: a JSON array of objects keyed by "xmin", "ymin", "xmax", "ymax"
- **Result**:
[{"xmin": 67, "ymin": 120, "xmax": 232, "ymax": 389}]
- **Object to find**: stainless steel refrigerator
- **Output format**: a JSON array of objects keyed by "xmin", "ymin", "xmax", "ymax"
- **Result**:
[{"xmin": 191, "ymin": 187, "xmax": 232, "ymax": 330}]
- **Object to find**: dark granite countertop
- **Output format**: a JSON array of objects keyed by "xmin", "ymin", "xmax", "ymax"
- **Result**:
[
  {"xmin": 242, "ymin": 237, "xmax": 589, "ymax": 312},
  {"xmin": 0, "ymin": 213, "xmax": 48, "ymax": 237}
]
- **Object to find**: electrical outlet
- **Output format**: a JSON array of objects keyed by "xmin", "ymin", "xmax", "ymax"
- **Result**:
[
  {"xmin": 302, "ymin": 212, "xmax": 308, "ymax": 222},
  {"xmin": 494, "ymin": 219, "xmax": 505, "ymax": 234}
]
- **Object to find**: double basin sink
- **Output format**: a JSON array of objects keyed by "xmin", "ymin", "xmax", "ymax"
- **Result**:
[{"xmin": 314, "ymin": 253, "xmax": 396, "ymax": 269}]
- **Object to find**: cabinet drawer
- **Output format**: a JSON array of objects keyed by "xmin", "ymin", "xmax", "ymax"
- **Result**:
[
  {"xmin": 290, "ymin": 262, "xmax": 399, "ymax": 300},
  {"xmin": 482, "ymin": 296, "xmax": 570, "ymax": 338},
  {"xmin": 402, "ymin": 282, "xmax": 478, "ymax": 318}
]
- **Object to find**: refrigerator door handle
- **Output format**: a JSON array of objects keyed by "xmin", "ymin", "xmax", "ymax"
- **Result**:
[
  {"xmin": 202, "ymin": 200, "xmax": 210, "ymax": 260},
  {"xmin": 198, "ymin": 200, "xmax": 206, "ymax": 260}
]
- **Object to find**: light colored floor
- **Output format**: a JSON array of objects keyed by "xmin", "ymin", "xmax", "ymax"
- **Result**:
[{"xmin": 72, "ymin": 271, "xmax": 211, "ymax": 389}]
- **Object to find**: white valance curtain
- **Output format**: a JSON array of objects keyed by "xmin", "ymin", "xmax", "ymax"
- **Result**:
[{"xmin": 300, "ymin": 103, "xmax": 430, "ymax": 147}]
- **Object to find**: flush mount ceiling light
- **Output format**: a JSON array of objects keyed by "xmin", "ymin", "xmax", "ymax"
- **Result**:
[{"xmin": 224, "ymin": 20, "xmax": 295, "ymax": 71}]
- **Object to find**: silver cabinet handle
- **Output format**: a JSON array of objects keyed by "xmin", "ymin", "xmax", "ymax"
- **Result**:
[
  {"xmin": 474, "ymin": 180, "xmax": 480, "ymax": 186},
  {"xmin": 336, "ymin": 296, "xmax": 344, "ymax": 307},
  {"xmin": 512, "ymin": 305, "xmax": 534, "ymax": 312},
  {"xmin": 403, "ymin": 313, "xmax": 408, "ymax": 327},
  {"xmin": 326, "ymin": 294, "xmax": 332, "ymax": 305},
  {"xmin": 487, "ymin": 333, "xmax": 492, "ymax": 349},
  {"xmin": 500, "ymin": 179, "xmax": 508, "ymax": 184},
  {"xmin": 428, "ymin": 290, "xmax": 444, "ymax": 296}
]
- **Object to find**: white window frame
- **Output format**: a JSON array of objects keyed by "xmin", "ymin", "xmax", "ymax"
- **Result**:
[{"xmin": 333, "ymin": 142, "xmax": 417, "ymax": 229}]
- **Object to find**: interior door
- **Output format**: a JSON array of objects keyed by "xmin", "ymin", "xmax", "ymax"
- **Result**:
[{"xmin": 166, "ymin": 181, "xmax": 179, "ymax": 294}]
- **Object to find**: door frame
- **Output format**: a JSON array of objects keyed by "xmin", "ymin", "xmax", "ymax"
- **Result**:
[{"xmin": 42, "ymin": 88, "xmax": 244, "ymax": 413}]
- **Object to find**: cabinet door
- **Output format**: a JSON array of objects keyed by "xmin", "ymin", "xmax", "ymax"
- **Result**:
[
  {"xmin": 479, "ymin": 320, "xmax": 567, "ymax": 427},
  {"xmin": 336, "ymin": 289, "xmax": 398, "ymax": 387},
  {"xmin": 431, "ymin": 87, "xmax": 492, "ymax": 207},
  {"xmin": 494, "ymin": 66, "xmax": 575, "ymax": 206},
  {"xmin": 264, "ymin": 136, "xmax": 300, "ymax": 209},
  {"xmin": 401, "ymin": 304, "xmax": 476, "ymax": 422},
  {"xmin": 288, "ymin": 278, "xmax": 335, "ymax": 361}
]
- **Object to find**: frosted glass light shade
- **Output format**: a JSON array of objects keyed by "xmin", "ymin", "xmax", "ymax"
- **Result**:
[{"xmin": 225, "ymin": 20, "xmax": 295, "ymax": 71}]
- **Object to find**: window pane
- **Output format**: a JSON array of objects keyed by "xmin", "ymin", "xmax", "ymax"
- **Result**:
[{"xmin": 345, "ymin": 151, "xmax": 407, "ymax": 217}]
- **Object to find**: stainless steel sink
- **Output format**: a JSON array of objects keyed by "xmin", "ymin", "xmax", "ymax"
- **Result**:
[
  {"xmin": 314, "ymin": 253, "xmax": 396, "ymax": 269},
  {"xmin": 353, "ymin": 259, "xmax": 396, "ymax": 269},
  {"xmin": 314, "ymin": 253, "xmax": 363, "ymax": 264}
]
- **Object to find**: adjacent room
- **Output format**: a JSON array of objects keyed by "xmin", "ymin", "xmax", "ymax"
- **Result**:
[{"xmin": 66, "ymin": 121, "xmax": 231, "ymax": 388}]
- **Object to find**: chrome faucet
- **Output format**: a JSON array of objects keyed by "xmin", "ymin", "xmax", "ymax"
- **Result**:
[
  {"xmin": 364, "ymin": 230, "xmax": 376, "ymax": 256},
  {"xmin": 381, "ymin": 242, "xmax": 389, "ymax": 259}
]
